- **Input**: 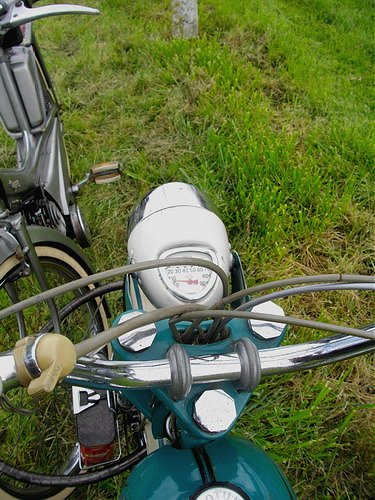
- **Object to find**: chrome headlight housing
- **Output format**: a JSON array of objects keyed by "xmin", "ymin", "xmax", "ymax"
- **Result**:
[{"xmin": 127, "ymin": 182, "xmax": 231, "ymax": 308}]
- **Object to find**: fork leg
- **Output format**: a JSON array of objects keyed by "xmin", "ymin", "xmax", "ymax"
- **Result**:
[
  {"xmin": 4, "ymin": 282, "xmax": 27, "ymax": 338},
  {"xmin": 13, "ymin": 216, "xmax": 61, "ymax": 333}
]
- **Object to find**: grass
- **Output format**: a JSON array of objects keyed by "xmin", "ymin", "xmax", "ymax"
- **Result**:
[{"xmin": 1, "ymin": 0, "xmax": 374, "ymax": 498}]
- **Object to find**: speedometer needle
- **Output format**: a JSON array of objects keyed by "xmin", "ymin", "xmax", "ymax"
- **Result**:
[{"xmin": 176, "ymin": 279, "xmax": 199, "ymax": 285}]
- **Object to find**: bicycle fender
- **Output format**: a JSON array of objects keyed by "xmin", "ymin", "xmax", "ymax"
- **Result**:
[
  {"xmin": 0, "ymin": 225, "xmax": 93, "ymax": 269},
  {"xmin": 27, "ymin": 225, "xmax": 94, "ymax": 274},
  {"xmin": 27, "ymin": 225, "xmax": 111, "ymax": 317}
]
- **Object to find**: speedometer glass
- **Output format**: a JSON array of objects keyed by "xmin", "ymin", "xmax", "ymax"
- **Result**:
[{"xmin": 159, "ymin": 247, "xmax": 217, "ymax": 301}]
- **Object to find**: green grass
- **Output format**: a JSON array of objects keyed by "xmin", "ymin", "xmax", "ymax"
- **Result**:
[{"xmin": 1, "ymin": 0, "xmax": 374, "ymax": 498}]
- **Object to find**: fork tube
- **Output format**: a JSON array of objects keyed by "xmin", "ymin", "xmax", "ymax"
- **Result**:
[
  {"xmin": 0, "ymin": 47, "xmax": 33, "ymax": 170},
  {"xmin": 0, "ymin": 48, "xmax": 31, "ymax": 134},
  {"xmin": 4, "ymin": 282, "xmax": 28, "ymax": 338},
  {"xmin": 13, "ymin": 216, "xmax": 61, "ymax": 333}
]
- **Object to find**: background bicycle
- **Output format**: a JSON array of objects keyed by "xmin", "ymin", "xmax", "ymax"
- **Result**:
[
  {"xmin": 0, "ymin": 2, "xmax": 117, "ymax": 497},
  {"xmin": 0, "ymin": 0, "xmax": 112, "ymax": 342}
]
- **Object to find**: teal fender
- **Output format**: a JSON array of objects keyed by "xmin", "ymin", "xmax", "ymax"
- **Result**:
[{"xmin": 122, "ymin": 435, "xmax": 295, "ymax": 499}]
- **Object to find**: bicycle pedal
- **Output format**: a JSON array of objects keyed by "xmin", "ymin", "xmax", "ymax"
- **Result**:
[{"xmin": 90, "ymin": 161, "xmax": 122, "ymax": 184}]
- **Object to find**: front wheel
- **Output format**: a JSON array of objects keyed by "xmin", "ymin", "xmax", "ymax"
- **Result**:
[{"xmin": 0, "ymin": 242, "xmax": 108, "ymax": 499}]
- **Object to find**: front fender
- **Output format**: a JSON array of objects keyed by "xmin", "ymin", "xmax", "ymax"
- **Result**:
[
  {"xmin": 27, "ymin": 225, "xmax": 111, "ymax": 317},
  {"xmin": 0, "ymin": 225, "xmax": 110, "ymax": 316},
  {"xmin": 0, "ymin": 225, "xmax": 94, "ymax": 272},
  {"xmin": 122, "ymin": 435, "xmax": 295, "ymax": 499},
  {"xmin": 27, "ymin": 225, "xmax": 94, "ymax": 275}
]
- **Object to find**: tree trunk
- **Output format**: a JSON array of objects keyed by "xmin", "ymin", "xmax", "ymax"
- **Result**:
[{"xmin": 171, "ymin": 0, "xmax": 198, "ymax": 39}]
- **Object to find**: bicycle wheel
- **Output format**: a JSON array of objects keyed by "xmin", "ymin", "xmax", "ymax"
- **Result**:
[{"xmin": 0, "ymin": 242, "xmax": 108, "ymax": 499}]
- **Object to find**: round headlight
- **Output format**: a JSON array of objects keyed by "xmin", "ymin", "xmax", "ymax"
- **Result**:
[{"xmin": 127, "ymin": 182, "xmax": 231, "ymax": 308}]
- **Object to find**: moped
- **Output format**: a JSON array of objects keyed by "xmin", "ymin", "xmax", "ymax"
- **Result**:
[
  {"xmin": 0, "ymin": 182, "xmax": 374, "ymax": 499},
  {"xmin": 0, "ymin": 1, "xmax": 373, "ymax": 499}
]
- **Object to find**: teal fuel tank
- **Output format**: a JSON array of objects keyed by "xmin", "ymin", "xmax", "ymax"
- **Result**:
[{"xmin": 121, "ymin": 435, "xmax": 295, "ymax": 499}]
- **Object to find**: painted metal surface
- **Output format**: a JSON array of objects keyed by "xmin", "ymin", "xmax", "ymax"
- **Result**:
[
  {"xmin": 111, "ymin": 312, "xmax": 286, "ymax": 448},
  {"xmin": 122, "ymin": 435, "xmax": 295, "ymax": 499}
]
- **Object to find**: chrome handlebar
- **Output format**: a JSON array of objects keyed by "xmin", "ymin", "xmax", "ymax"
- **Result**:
[
  {"xmin": 62, "ymin": 331, "xmax": 375, "ymax": 390},
  {"xmin": 1, "ymin": 331, "xmax": 374, "ymax": 396}
]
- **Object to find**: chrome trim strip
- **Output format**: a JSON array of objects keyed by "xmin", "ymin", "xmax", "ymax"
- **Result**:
[
  {"xmin": 23, "ymin": 334, "xmax": 46, "ymax": 378},
  {"xmin": 61, "ymin": 443, "xmax": 80, "ymax": 476}
]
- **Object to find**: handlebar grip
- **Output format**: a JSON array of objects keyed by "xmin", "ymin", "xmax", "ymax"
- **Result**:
[
  {"xmin": 167, "ymin": 344, "xmax": 192, "ymax": 401},
  {"xmin": 235, "ymin": 338, "xmax": 261, "ymax": 392}
]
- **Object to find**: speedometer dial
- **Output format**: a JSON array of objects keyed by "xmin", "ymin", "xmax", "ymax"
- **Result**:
[
  {"xmin": 193, "ymin": 485, "xmax": 249, "ymax": 500},
  {"xmin": 165, "ymin": 264, "xmax": 212, "ymax": 296},
  {"xmin": 159, "ymin": 247, "xmax": 217, "ymax": 301}
]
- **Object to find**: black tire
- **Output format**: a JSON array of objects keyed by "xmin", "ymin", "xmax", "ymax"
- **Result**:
[{"xmin": 0, "ymin": 243, "xmax": 108, "ymax": 499}]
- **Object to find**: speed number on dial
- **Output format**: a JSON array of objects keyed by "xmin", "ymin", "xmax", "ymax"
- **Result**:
[
  {"xmin": 159, "ymin": 248, "xmax": 217, "ymax": 301},
  {"xmin": 166, "ymin": 265, "xmax": 211, "ymax": 295}
]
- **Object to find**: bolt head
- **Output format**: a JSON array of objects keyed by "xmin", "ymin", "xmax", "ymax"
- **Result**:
[
  {"xmin": 249, "ymin": 301, "xmax": 286, "ymax": 340},
  {"xmin": 193, "ymin": 389, "xmax": 237, "ymax": 433},
  {"xmin": 117, "ymin": 311, "xmax": 157, "ymax": 352}
]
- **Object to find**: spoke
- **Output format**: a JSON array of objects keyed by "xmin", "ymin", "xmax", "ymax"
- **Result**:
[{"xmin": 12, "ymin": 406, "xmax": 32, "ymax": 466}]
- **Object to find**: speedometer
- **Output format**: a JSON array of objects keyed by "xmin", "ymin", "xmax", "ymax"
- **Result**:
[
  {"xmin": 193, "ymin": 485, "xmax": 249, "ymax": 500},
  {"xmin": 159, "ymin": 247, "xmax": 217, "ymax": 301}
]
